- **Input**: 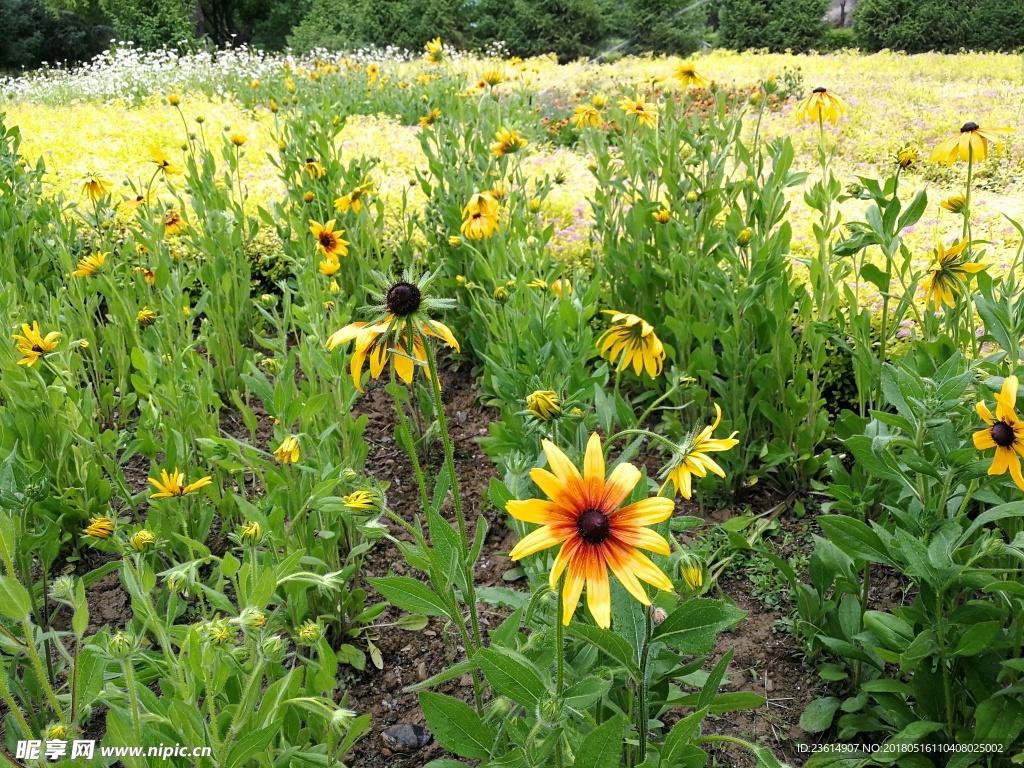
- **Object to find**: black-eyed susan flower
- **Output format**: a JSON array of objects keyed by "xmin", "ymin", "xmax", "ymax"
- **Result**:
[
  {"xmin": 425, "ymin": 37, "xmax": 445, "ymax": 63},
  {"xmin": 481, "ymin": 69, "xmax": 505, "ymax": 87},
  {"xmin": 13, "ymin": 321, "xmax": 61, "ymax": 366},
  {"xmin": 135, "ymin": 267, "xmax": 156, "ymax": 286},
  {"xmin": 619, "ymin": 97, "xmax": 658, "ymax": 129},
  {"xmin": 675, "ymin": 61, "xmax": 709, "ymax": 89},
  {"xmin": 164, "ymin": 209, "xmax": 186, "ymax": 235},
  {"xmin": 334, "ymin": 180, "xmax": 375, "ymax": 214},
  {"xmin": 795, "ymin": 87, "xmax": 845, "ymax": 126},
  {"xmin": 526, "ymin": 390, "xmax": 561, "ymax": 420},
  {"xmin": 137, "ymin": 307, "xmax": 157, "ymax": 326},
  {"xmin": 81, "ymin": 172, "xmax": 112, "ymax": 201},
  {"xmin": 419, "ymin": 108, "xmax": 441, "ymax": 128},
  {"xmin": 652, "ymin": 208, "xmax": 670, "ymax": 224},
  {"xmin": 460, "ymin": 192, "xmax": 500, "ymax": 240},
  {"xmin": 941, "ymin": 193, "xmax": 967, "ymax": 214},
  {"xmin": 367, "ymin": 63, "xmax": 380, "ymax": 86},
  {"xmin": 118, "ymin": 192, "xmax": 153, "ymax": 216},
  {"xmin": 274, "ymin": 436, "xmax": 300, "ymax": 463},
  {"xmin": 129, "ymin": 530, "xmax": 156, "ymax": 552},
  {"xmin": 923, "ymin": 239, "xmax": 985, "ymax": 311},
  {"xmin": 325, "ymin": 271, "xmax": 458, "ymax": 392},
  {"xmin": 150, "ymin": 145, "xmax": 182, "ymax": 175},
  {"xmin": 229, "ymin": 132, "xmax": 247, "ymax": 147},
  {"xmin": 343, "ymin": 490, "xmax": 376, "ymax": 511},
  {"xmin": 71, "ymin": 252, "xmax": 108, "ymax": 277},
  {"xmin": 491, "ymin": 127, "xmax": 529, "ymax": 157},
  {"xmin": 84, "ymin": 516, "xmax": 114, "ymax": 539},
  {"xmin": 319, "ymin": 256, "xmax": 340, "ymax": 276},
  {"xmin": 303, "ymin": 158, "xmax": 326, "ymax": 179},
  {"xmin": 661, "ymin": 404, "xmax": 739, "ymax": 499},
  {"xmin": 896, "ymin": 145, "xmax": 919, "ymax": 169},
  {"xmin": 148, "ymin": 468, "xmax": 213, "ymax": 498},
  {"xmin": 930, "ymin": 122, "xmax": 1012, "ymax": 166},
  {"xmin": 574, "ymin": 104, "xmax": 603, "ymax": 129},
  {"xmin": 597, "ymin": 311, "xmax": 665, "ymax": 378},
  {"xmin": 506, "ymin": 432, "xmax": 674, "ymax": 629},
  {"xmin": 974, "ymin": 376, "xmax": 1024, "ymax": 491},
  {"xmin": 309, "ymin": 219, "xmax": 349, "ymax": 258},
  {"xmin": 166, "ymin": 93, "xmax": 181, "ymax": 106}
]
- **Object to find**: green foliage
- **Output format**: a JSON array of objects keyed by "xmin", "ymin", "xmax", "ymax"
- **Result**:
[
  {"xmin": 105, "ymin": 0, "xmax": 194, "ymax": 49},
  {"xmin": 612, "ymin": 0, "xmax": 706, "ymax": 57},
  {"xmin": 0, "ymin": 0, "xmax": 112, "ymax": 70},
  {"xmin": 718, "ymin": 0, "xmax": 831, "ymax": 53},
  {"xmin": 854, "ymin": 0, "xmax": 1024, "ymax": 53},
  {"xmin": 471, "ymin": 0, "xmax": 607, "ymax": 62}
]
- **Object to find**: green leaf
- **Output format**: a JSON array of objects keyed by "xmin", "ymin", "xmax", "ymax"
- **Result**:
[
  {"xmin": 419, "ymin": 692, "xmax": 494, "ymax": 759},
  {"xmin": 476, "ymin": 647, "xmax": 547, "ymax": 708},
  {"xmin": 567, "ymin": 624, "xmax": 641, "ymax": 679},
  {"xmin": 952, "ymin": 621, "xmax": 1001, "ymax": 657},
  {"xmin": 225, "ymin": 721, "xmax": 282, "ymax": 768},
  {"xmin": 817, "ymin": 515, "xmax": 892, "ymax": 565},
  {"xmin": 0, "ymin": 575, "xmax": 32, "ymax": 620},
  {"xmin": 574, "ymin": 715, "xmax": 624, "ymax": 768},
  {"xmin": 368, "ymin": 576, "xmax": 450, "ymax": 618},
  {"xmin": 800, "ymin": 697, "xmax": 841, "ymax": 733},
  {"xmin": 652, "ymin": 599, "xmax": 747, "ymax": 655},
  {"xmin": 661, "ymin": 708, "xmax": 709, "ymax": 765}
]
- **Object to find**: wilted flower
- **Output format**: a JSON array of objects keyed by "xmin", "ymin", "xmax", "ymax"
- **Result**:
[
  {"xmin": 661, "ymin": 404, "xmax": 739, "ymax": 498},
  {"xmin": 303, "ymin": 158, "xmax": 326, "ymax": 179},
  {"xmin": 80, "ymin": 172, "xmax": 112, "ymax": 202},
  {"xmin": 526, "ymin": 390, "xmax": 560, "ymax": 420},
  {"xmin": 923, "ymin": 239, "xmax": 985, "ymax": 311}
]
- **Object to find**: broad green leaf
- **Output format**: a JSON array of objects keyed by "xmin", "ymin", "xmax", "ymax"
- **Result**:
[
  {"xmin": 574, "ymin": 715, "xmax": 624, "ymax": 768},
  {"xmin": 476, "ymin": 647, "xmax": 547, "ymax": 708},
  {"xmin": 419, "ymin": 692, "xmax": 493, "ymax": 759},
  {"xmin": 652, "ymin": 599, "xmax": 746, "ymax": 655},
  {"xmin": 799, "ymin": 697, "xmax": 841, "ymax": 733},
  {"xmin": 368, "ymin": 576, "xmax": 450, "ymax": 618}
]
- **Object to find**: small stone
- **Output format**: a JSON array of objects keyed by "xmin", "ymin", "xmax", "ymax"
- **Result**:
[
  {"xmin": 764, "ymin": 677, "xmax": 775, "ymax": 693},
  {"xmin": 381, "ymin": 724, "xmax": 432, "ymax": 754},
  {"xmin": 459, "ymin": 674, "xmax": 473, "ymax": 687},
  {"xmin": 417, "ymin": 662, "xmax": 427, "ymax": 680},
  {"xmin": 423, "ymin": 629, "xmax": 436, "ymax": 637},
  {"xmin": 457, "ymin": 411, "xmax": 467, "ymax": 424}
]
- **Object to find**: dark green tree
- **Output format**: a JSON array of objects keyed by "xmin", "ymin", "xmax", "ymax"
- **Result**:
[
  {"xmin": 470, "ymin": 0, "xmax": 607, "ymax": 62},
  {"xmin": 619, "ymin": 0, "xmax": 706, "ymax": 57},
  {"xmin": 718, "ymin": 0, "xmax": 830, "ymax": 52}
]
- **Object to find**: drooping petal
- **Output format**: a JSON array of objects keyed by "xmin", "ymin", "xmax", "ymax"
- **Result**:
[
  {"xmin": 611, "ymin": 526, "xmax": 671, "ymax": 556},
  {"xmin": 549, "ymin": 536, "xmax": 581, "ymax": 591}
]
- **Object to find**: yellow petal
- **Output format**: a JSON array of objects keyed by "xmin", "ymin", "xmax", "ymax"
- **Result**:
[
  {"xmin": 613, "ymin": 496, "xmax": 674, "ymax": 526},
  {"xmin": 585, "ymin": 554, "xmax": 611, "ymax": 629},
  {"xmin": 508, "ymin": 525, "xmax": 566, "ymax": 560}
]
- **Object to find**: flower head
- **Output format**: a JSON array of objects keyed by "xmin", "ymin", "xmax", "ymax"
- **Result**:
[
  {"xmin": 150, "ymin": 145, "xmax": 182, "ymax": 175},
  {"xmin": 481, "ymin": 69, "xmax": 505, "ymax": 87},
  {"xmin": 343, "ymin": 490, "xmax": 377, "ymax": 511},
  {"xmin": 129, "ymin": 530, "xmax": 156, "ymax": 552},
  {"xmin": 795, "ymin": 87, "xmax": 845, "ymax": 125},
  {"xmin": 896, "ymin": 145, "xmax": 919, "ymax": 169},
  {"xmin": 309, "ymin": 219, "xmax": 350, "ymax": 258},
  {"xmin": 597, "ymin": 311, "xmax": 665, "ymax": 378},
  {"xmin": 619, "ymin": 97, "xmax": 658, "ymax": 129},
  {"xmin": 303, "ymin": 158, "xmax": 326, "ymax": 179},
  {"xmin": 137, "ymin": 307, "xmax": 157, "ymax": 326},
  {"xmin": 163, "ymin": 209, "xmax": 185, "ymax": 235},
  {"xmin": 319, "ymin": 256, "xmax": 340, "ymax": 276},
  {"xmin": 652, "ymin": 208, "xmax": 670, "ymax": 224},
  {"xmin": 526, "ymin": 390, "xmax": 561, "ymax": 420},
  {"xmin": 930, "ymin": 122, "xmax": 1012, "ymax": 166},
  {"xmin": 334, "ymin": 180, "xmax": 375, "ymax": 214},
  {"xmin": 491, "ymin": 127, "xmax": 529, "ymax": 157},
  {"xmin": 506, "ymin": 433, "xmax": 675, "ymax": 628},
  {"xmin": 240, "ymin": 521, "xmax": 262, "ymax": 545},
  {"xmin": 973, "ymin": 376, "xmax": 1024, "ymax": 491},
  {"xmin": 325, "ymin": 270, "xmax": 459, "ymax": 392},
  {"xmin": 419, "ymin": 108, "xmax": 441, "ymax": 128},
  {"xmin": 118, "ymin": 192, "xmax": 153, "ymax": 216},
  {"xmin": 13, "ymin": 321, "xmax": 61, "ymax": 366},
  {"xmin": 680, "ymin": 555, "xmax": 704, "ymax": 590},
  {"xmin": 940, "ymin": 193, "xmax": 967, "ymax": 214},
  {"xmin": 81, "ymin": 172, "xmax": 112, "ymax": 202},
  {"xmin": 425, "ymin": 37, "xmax": 445, "ymax": 63},
  {"xmin": 229, "ymin": 132, "xmax": 247, "ymax": 147},
  {"xmin": 661, "ymin": 404, "xmax": 739, "ymax": 498},
  {"xmin": 552, "ymin": 278, "xmax": 571, "ymax": 298},
  {"xmin": 84, "ymin": 516, "xmax": 114, "ymax": 539},
  {"xmin": 274, "ymin": 436, "xmax": 300, "ymax": 463},
  {"xmin": 148, "ymin": 468, "xmax": 213, "ymax": 498},
  {"xmin": 675, "ymin": 61, "xmax": 709, "ymax": 89},
  {"xmin": 923, "ymin": 239, "xmax": 985, "ymax": 311},
  {"xmin": 296, "ymin": 619, "xmax": 322, "ymax": 645},
  {"xmin": 573, "ymin": 104, "xmax": 604, "ymax": 130},
  {"xmin": 460, "ymin": 192, "xmax": 500, "ymax": 240},
  {"xmin": 71, "ymin": 252, "xmax": 108, "ymax": 277}
]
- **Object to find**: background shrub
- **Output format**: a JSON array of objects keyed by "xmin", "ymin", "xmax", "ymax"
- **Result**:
[
  {"xmin": 718, "ymin": 0, "xmax": 831, "ymax": 52},
  {"xmin": 854, "ymin": 0, "xmax": 1024, "ymax": 53}
]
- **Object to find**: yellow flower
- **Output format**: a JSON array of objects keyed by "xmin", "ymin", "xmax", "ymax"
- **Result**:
[
  {"xmin": 334, "ymin": 180, "xmax": 375, "ymax": 214},
  {"xmin": 303, "ymin": 158, "xmax": 326, "ymax": 178},
  {"xmin": 930, "ymin": 122, "xmax": 1013, "ymax": 166},
  {"xmin": 419, "ymin": 108, "xmax": 441, "ymax": 128},
  {"xmin": 80, "ymin": 172, "xmax": 112, "ymax": 201},
  {"xmin": 481, "ymin": 69, "xmax": 505, "ymax": 86},
  {"xmin": 12, "ymin": 321, "xmax": 61, "ymax": 366},
  {"xmin": 84, "ymin": 517, "xmax": 114, "ymax": 539},
  {"xmin": 493, "ymin": 286, "xmax": 509, "ymax": 302},
  {"xmin": 619, "ymin": 97, "xmax": 658, "ymax": 129},
  {"xmin": 896, "ymin": 145, "xmax": 919, "ymax": 169},
  {"xmin": 662, "ymin": 404, "xmax": 739, "ymax": 499},
  {"xmin": 325, "ymin": 279, "xmax": 460, "ymax": 392},
  {"xmin": 46, "ymin": 724, "xmax": 67, "ymax": 740},
  {"xmin": 367, "ymin": 63, "xmax": 380, "ymax": 86},
  {"xmin": 343, "ymin": 490, "xmax": 377, "ymax": 511},
  {"xmin": 303, "ymin": 191, "xmax": 316, "ymax": 203},
  {"xmin": 319, "ymin": 256, "xmax": 340, "ymax": 276},
  {"xmin": 574, "ymin": 105, "xmax": 604, "ymax": 129},
  {"xmin": 309, "ymin": 219, "xmax": 349, "ymax": 258},
  {"xmin": 737, "ymin": 227, "xmax": 753, "ymax": 246},
  {"xmin": 240, "ymin": 520, "xmax": 262, "ymax": 545},
  {"xmin": 329, "ymin": 279, "xmax": 340, "ymax": 294},
  {"xmin": 297, "ymin": 620, "xmax": 322, "ymax": 644},
  {"xmin": 166, "ymin": 93, "xmax": 181, "ymax": 106},
  {"xmin": 552, "ymin": 278, "xmax": 571, "ymax": 298},
  {"xmin": 506, "ymin": 432, "xmax": 674, "ymax": 629},
  {"xmin": 448, "ymin": 235, "xmax": 462, "ymax": 247},
  {"xmin": 129, "ymin": 530, "xmax": 156, "ymax": 552},
  {"xmin": 941, "ymin": 193, "xmax": 967, "ymax": 214},
  {"xmin": 652, "ymin": 208, "xmax": 670, "ymax": 224},
  {"xmin": 528, "ymin": 279, "xmax": 548, "ymax": 290},
  {"xmin": 526, "ymin": 390, "xmax": 561, "ymax": 420},
  {"xmin": 71, "ymin": 252, "xmax": 108, "ymax": 277},
  {"xmin": 591, "ymin": 94, "xmax": 607, "ymax": 108},
  {"xmin": 163, "ymin": 209, "xmax": 186, "ymax": 235},
  {"xmin": 973, "ymin": 376, "xmax": 1024, "ymax": 491},
  {"xmin": 597, "ymin": 311, "xmax": 665, "ymax": 378},
  {"xmin": 118, "ymin": 192, "xmax": 153, "ymax": 216},
  {"xmin": 150, "ymin": 145, "xmax": 182, "ymax": 175},
  {"xmin": 460, "ymin": 192, "xmax": 500, "ymax": 240},
  {"xmin": 425, "ymin": 37, "xmax": 445, "ymax": 63},
  {"xmin": 795, "ymin": 87, "xmax": 845, "ymax": 125},
  {"xmin": 491, "ymin": 127, "xmax": 529, "ymax": 157},
  {"xmin": 923, "ymin": 239, "xmax": 985, "ymax": 311},
  {"xmin": 137, "ymin": 307, "xmax": 157, "ymax": 326},
  {"xmin": 135, "ymin": 266, "xmax": 156, "ymax": 286},
  {"xmin": 675, "ymin": 61, "xmax": 709, "ymax": 89},
  {"xmin": 680, "ymin": 558, "xmax": 704, "ymax": 590},
  {"xmin": 148, "ymin": 468, "xmax": 213, "ymax": 498},
  {"xmin": 229, "ymin": 132, "xmax": 247, "ymax": 147},
  {"xmin": 274, "ymin": 436, "xmax": 300, "ymax": 463}
]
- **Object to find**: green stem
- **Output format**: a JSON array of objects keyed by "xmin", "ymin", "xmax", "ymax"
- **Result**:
[
  {"xmin": 123, "ymin": 660, "xmax": 142, "ymax": 742},
  {"xmin": 936, "ymin": 589, "xmax": 956, "ymax": 738},
  {"xmin": 555, "ymin": 580, "xmax": 565, "ymax": 768},
  {"xmin": 0, "ymin": 668, "xmax": 33, "ymax": 739},
  {"xmin": 217, "ymin": 660, "xmax": 265, "ymax": 768},
  {"xmin": 203, "ymin": 663, "xmax": 220, "ymax": 743},
  {"xmin": 636, "ymin": 607, "xmax": 653, "ymax": 765},
  {"xmin": 390, "ymin": 367, "xmax": 431, "ymax": 514},
  {"xmin": 23, "ymin": 620, "xmax": 63, "ymax": 720}
]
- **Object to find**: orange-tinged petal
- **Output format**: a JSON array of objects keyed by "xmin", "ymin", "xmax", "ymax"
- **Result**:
[
  {"xmin": 626, "ymin": 549, "xmax": 675, "ymax": 592},
  {"xmin": 612, "ymin": 526, "xmax": 671, "ymax": 556},
  {"xmin": 542, "ymin": 438, "xmax": 585, "ymax": 494},
  {"xmin": 586, "ymin": 554, "xmax": 612, "ymax": 629},
  {"xmin": 529, "ymin": 467, "xmax": 571, "ymax": 507},
  {"xmin": 561, "ymin": 558, "xmax": 586, "ymax": 625},
  {"xmin": 604, "ymin": 541, "xmax": 651, "ymax": 606},
  {"xmin": 599, "ymin": 462, "xmax": 641, "ymax": 512},
  {"xmin": 507, "ymin": 498, "xmax": 565, "ymax": 524},
  {"xmin": 508, "ymin": 524, "xmax": 570, "ymax": 560},
  {"xmin": 613, "ymin": 496, "xmax": 674, "ymax": 527},
  {"xmin": 583, "ymin": 432, "xmax": 605, "ymax": 498},
  {"xmin": 549, "ymin": 536, "xmax": 582, "ymax": 590}
]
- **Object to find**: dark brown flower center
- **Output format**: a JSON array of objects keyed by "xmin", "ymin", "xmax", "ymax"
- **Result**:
[
  {"xmin": 319, "ymin": 233, "xmax": 334, "ymax": 247},
  {"xmin": 961, "ymin": 121, "xmax": 979, "ymax": 133},
  {"xmin": 813, "ymin": 86, "xmax": 826, "ymax": 93},
  {"xmin": 31, "ymin": 345, "xmax": 43, "ymax": 353},
  {"xmin": 577, "ymin": 508, "xmax": 610, "ymax": 544},
  {"xmin": 386, "ymin": 281, "xmax": 421, "ymax": 316},
  {"xmin": 992, "ymin": 421, "xmax": 1016, "ymax": 447},
  {"xmin": 306, "ymin": 157, "xmax": 315, "ymax": 164}
]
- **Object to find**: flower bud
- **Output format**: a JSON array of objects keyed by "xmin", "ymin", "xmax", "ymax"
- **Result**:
[
  {"xmin": 240, "ymin": 521, "xmax": 262, "ymax": 546},
  {"xmin": 737, "ymin": 227, "xmax": 752, "ymax": 247},
  {"xmin": 129, "ymin": 529, "xmax": 156, "ymax": 552},
  {"xmin": 109, "ymin": 631, "xmax": 134, "ymax": 659},
  {"xmin": 493, "ymin": 286, "xmax": 509, "ymax": 302},
  {"xmin": 262, "ymin": 634, "xmax": 286, "ymax": 662},
  {"xmin": 526, "ymin": 390, "xmax": 561, "ymax": 421}
]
